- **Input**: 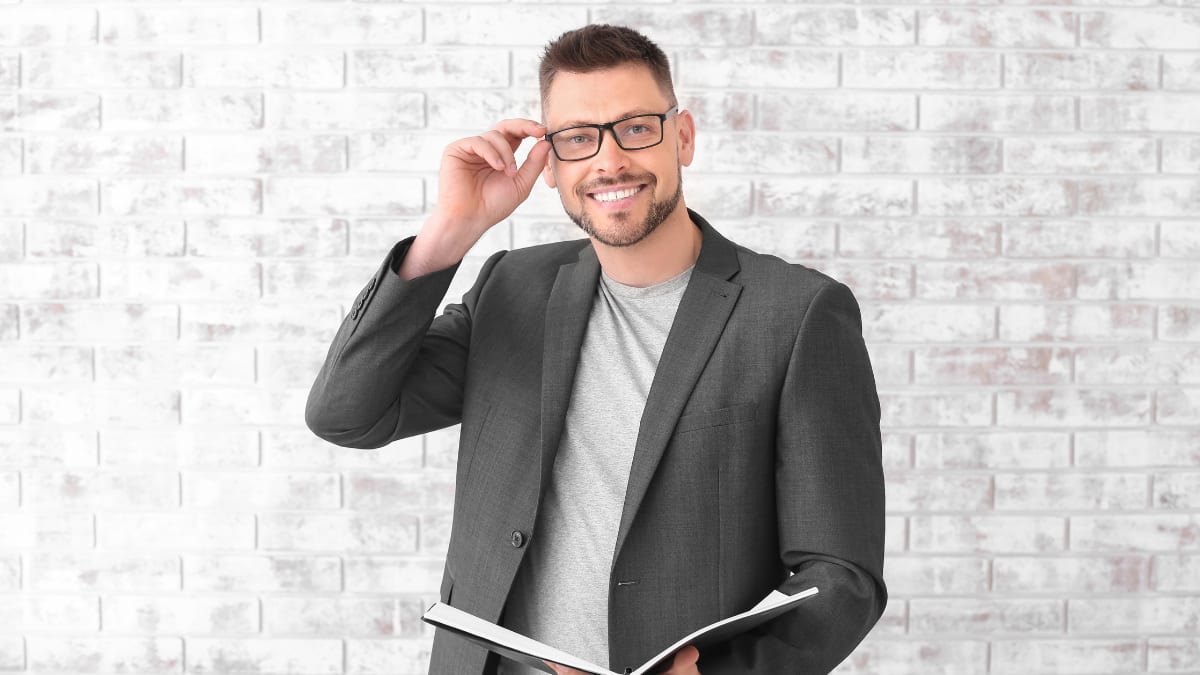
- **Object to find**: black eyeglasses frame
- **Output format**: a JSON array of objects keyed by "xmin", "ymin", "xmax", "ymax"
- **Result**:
[{"xmin": 543, "ymin": 106, "xmax": 680, "ymax": 162}]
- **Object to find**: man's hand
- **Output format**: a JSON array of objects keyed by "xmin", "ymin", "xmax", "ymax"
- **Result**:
[
  {"xmin": 398, "ymin": 118, "xmax": 552, "ymax": 279},
  {"xmin": 546, "ymin": 645, "xmax": 701, "ymax": 675}
]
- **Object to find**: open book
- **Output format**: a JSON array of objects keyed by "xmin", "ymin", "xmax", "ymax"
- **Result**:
[{"xmin": 422, "ymin": 586, "xmax": 818, "ymax": 675}]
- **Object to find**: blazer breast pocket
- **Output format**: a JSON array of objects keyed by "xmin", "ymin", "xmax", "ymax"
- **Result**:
[{"xmin": 672, "ymin": 401, "xmax": 757, "ymax": 436}]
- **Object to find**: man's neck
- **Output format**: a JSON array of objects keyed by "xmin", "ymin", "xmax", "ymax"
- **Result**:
[{"xmin": 592, "ymin": 206, "xmax": 702, "ymax": 287}]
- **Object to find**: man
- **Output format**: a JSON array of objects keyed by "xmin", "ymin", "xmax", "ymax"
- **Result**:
[{"xmin": 306, "ymin": 24, "xmax": 886, "ymax": 675}]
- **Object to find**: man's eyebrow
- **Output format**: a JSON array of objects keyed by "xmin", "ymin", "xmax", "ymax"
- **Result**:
[{"xmin": 553, "ymin": 109, "xmax": 661, "ymax": 129}]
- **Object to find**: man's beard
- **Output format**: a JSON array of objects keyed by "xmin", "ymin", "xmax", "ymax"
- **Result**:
[{"xmin": 564, "ymin": 169, "xmax": 683, "ymax": 248}]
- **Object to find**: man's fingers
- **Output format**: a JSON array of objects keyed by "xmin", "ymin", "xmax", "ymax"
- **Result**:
[
  {"xmin": 515, "ymin": 139, "xmax": 551, "ymax": 190},
  {"xmin": 481, "ymin": 129, "xmax": 521, "ymax": 173},
  {"xmin": 451, "ymin": 137, "xmax": 508, "ymax": 173},
  {"xmin": 493, "ymin": 118, "xmax": 548, "ymax": 144}
]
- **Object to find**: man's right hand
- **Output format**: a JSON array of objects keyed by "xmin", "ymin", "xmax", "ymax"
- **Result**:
[{"xmin": 398, "ymin": 119, "xmax": 552, "ymax": 279}]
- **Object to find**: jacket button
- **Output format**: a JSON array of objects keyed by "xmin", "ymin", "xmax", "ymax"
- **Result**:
[{"xmin": 510, "ymin": 530, "xmax": 525, "ymax": 548}]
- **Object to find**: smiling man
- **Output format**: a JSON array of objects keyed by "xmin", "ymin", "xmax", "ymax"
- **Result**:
[{"xmin": 306, "ymin": 24, "xmax": 886, "ymax": 675}]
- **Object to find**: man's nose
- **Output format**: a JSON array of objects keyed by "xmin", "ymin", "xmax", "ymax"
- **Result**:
[{"xmin": 592, "ymin": 128, "xmax": 631, "ymax": 173}]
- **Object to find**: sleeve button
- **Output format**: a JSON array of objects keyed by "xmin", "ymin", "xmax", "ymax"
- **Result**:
[{"xmin": 510, "ymin": 530, "xmax": 526, "ymax": 548}]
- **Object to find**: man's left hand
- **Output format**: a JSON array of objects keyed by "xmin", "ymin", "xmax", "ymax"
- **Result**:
[{"xmin": 546, "ymin": 644, "xmax": 700, "ymax": 675}]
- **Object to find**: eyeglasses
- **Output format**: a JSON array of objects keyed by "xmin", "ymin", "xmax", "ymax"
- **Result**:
[{"xmin": 544, "ymin": 106, "xmax": 679, "ymax": 162}]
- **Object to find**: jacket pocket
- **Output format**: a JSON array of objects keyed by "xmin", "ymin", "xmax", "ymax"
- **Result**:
[{"xmin": 673, "ymin": 401, "xmax": 757, "ymax": 435}]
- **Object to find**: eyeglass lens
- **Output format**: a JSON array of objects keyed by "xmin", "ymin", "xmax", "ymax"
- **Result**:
[{"xmin": 552, "ymin": 115, "xmax": 663, "ymax": 160}]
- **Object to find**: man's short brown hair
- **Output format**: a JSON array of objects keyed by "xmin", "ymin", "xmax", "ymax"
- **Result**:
[{"xmin": 539, "ymin": 24, "xmax": 677, "ymax": 109}]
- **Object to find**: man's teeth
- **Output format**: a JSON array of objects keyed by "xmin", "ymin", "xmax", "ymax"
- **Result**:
[{"xmin": 593, "ymin": 187, "xmax": 640, "ymax": 202}]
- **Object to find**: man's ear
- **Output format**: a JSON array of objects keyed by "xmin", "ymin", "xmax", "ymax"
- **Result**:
[
  {"xmin": 676, "ymin": 109, "xmax": 696, "ymax": 168},
  {"xmin": 542, "ymin": 159, "xmax": 557, "ymax": 189}
]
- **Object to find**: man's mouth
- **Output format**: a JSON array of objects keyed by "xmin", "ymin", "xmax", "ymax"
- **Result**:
[{"xmin": 587, "ymin": 184, "xmax": 646, "ymax": 208}]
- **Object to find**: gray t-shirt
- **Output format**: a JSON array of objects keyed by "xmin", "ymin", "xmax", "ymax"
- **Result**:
[{"xmin": 499, "ymin": 266, "xmax": 693, "ymax": 674}]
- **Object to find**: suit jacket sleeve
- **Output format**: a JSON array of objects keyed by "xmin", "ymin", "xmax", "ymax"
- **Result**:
[
  {"xmin": 700, "ymin": 280, "xmax": 887, "ymax": 674},
  {"xmin": 305, "ymin": 237, "xmax": 504, "ymax": 449}
]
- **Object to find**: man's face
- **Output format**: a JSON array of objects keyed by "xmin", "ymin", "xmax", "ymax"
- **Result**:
[{"xmin": 541, "ymin": 64, "xmax": 695, "ymax": 248}]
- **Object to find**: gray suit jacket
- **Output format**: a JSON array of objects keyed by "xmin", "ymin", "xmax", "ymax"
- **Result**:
[{"xmin": 306, "ymin": 211, "xmax": 886, "ymax": 674}]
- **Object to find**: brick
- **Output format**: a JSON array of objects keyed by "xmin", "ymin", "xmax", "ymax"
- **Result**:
[
  {"xmin": 1078, "ymin": 261, "xmax": 1200, "ymax": 299},
  {"xmin": 1083, "ymin": 95, "xmax": 1200, "ymax": 132},
  {"xmin": 1150, "ymin": 638, "xmax": 1200, "ymax": 673},
  {"xmin": 880, "ymin": 391, "xmax": 993, "ymax": 427},
  {"xmin": 760, "ymin": 93, "xmax": 916, "ymax": 131},
  {"xmin": 105, "ymin": 91, "xmax": 263, "ymax": 131},
  {"xmin": 186, "ymin": 134, "xmax": 345, "ymax": 174},
  {"xmin": 266, "ymin": 176, "xmax": 422, "ymax": 216},
  {"xmin": 419, "ymin": 512, "xmax": 452, "ymax": 555},
  {"xmin": 185, "ymin": 49, "xmax": 344, "ymax": 89},
  {"xmin": 1006, "ymin": 53, "xmax": 1158, "ymax": 90},
  {"xmin": 352, "ymin": 49, "xmax": 507, "ymax": 89},
  {"xmin": 1160, "ymin": 388, "xmax": 1200, "ymax": 425},
  {"xmin": 10, "ymin": 92, "xmax": 100, "ymax": 131},
  {"xmin": 1005, "ymin": 137, "xmax": 1155, "ymax": 173},
  {"xmin": 922, "ymin": 10, "xmax": 1075, "ymax": 47},
  {"xmin": 27, "ymin": 637, "xmax": 181, "ymax": 673},
  {"xmin": 29, "ymin": 552, "xmax": 177, "ymax": 591},
  {"xmin": 1003, "ymin": 221, "xmax": 1154, "ymax": 258},
  {"xmin": 1082, "ymin": 10, "xmax": 1200, "ymax": 48},
  {"xmin": 24, "ymin": 387, "xmax": 180, "ymax": 425},
  {"xmin": 1156, "ymin": 473, "xmax": 1200, "ymax": 509},
  {"xmin": 23, "ymin": 303, "xmax": 178, "ymax": 341},
  {"xmin": 839, "ymin": 220, "xmax": 998, "ymax": 258},
  {"xmin": 884, "ymin": 556, "xmax": 988, "ymax": 595},
  {"xmin": 916, "ymin": 262, "xmax": 1074, "ymax": 300},
  {"xmin": 263, "ymin": 260, "xmax": 380, "ymax": 300},
  {"xmin": 0, "ymin": 262, "xmax": 96, "ymax": 300},
  {"xmin": 345, "ymin": 557, "xmax": 441, "ymax": 594},
  {"xmin": 188, "ymin": 639, "xmax": 344, "ymax": 673},
  {"xmin": 0, "ymin": 7, "xmax": 96, "ymax": 45},
  {"xmin": 921, "ymin": 94, "xmax": 1075, "ymax": 132},
  {"xmin": 104, "ymin": 596, "xmax": 258, "ymax": 634},
  {"xmin": 103, "ymin": 178, "xmax": 262, "ymax": 216},
  {"xmin": 0, "ymin": 555, "xmax": 17, "ymax": 589},
  {"xmin": 427, "ymin": 6, "xmax": 584, "ymax": 46},
  {"xmin": 994, "ymin": 556, "xmax": 1149, "ymax": 593},
  {"xmin": 914, "ymin": 347, "xmax": 1071, "ymax": 385},
  {"xmin": 815, "ymin": 261, "xmax": 912, "ymax": 300},
  {"xmin": 1081, "ymin": 178, "xmax": 1200, "ymax": 216},
  {"xmin": 0, "ymin": 472, "xmax": 14, "ymax": 507},
  {"xmin": 27, "ymin": 219, "xmax": 184, "ymax": 257},
  {"xmin": 25, "ymin": 470, "xmax": 178, "ymax": 509},
  {"xmin": 886, "ymin": 473, "xmax": 992, "ymax": 512},
  {"xmin": 0, "ymin": 388, "xmax": 16, "ymax": 423},
  {"xmin": 1072, "ymin": 596, "xmax": 1200, "ymax": 634},
  {"xmin": 263, "ymin": 6, "xmax": 421, "ymax": 45},
  {"xmin": 680, "ymin": 49, "xmax": 838, "ymax": 89},
  {"xmin": 1162, "ymin": 305, "xmax": 1200, "ymax": 341},
  {"xmin": 258, "ymin": 344, "xmax": 327, "ymax": 386},
  {"xmin": 183, "ymin": 388, "xmax": 307, "ymax": 426},
  {"xmin": 679, "ymin": 91, "xmax": 756, "ymax": 130},
  {"xmin": 27, "ymin": 134, "xmax": 182, "ymax": 172},
  {"xmin": 181, "ymin": 302, "xmax": 340, "ymax": 342},
  {"xmin": 1164, "ymin": 139, "xmax": 1200, "ymax": 173},
  {"xmin": 347, "ymin": 640, "xmax": 432, "ymax": 675},
  {"xmin": 756, "ymin": 179, "xmax": 912, "ymax": 217},
  {"xmin": 265, "ymin": 597, "xmax": 395, "ymax": 636},
  {"xmin": 996, "ymin": 473, "xmax": 1148, "ymax": 510},
  {"xmin": 1072, "ymin": 514, "xmax": 1200, "ymax": 551},
  {"xmin": 0, "ymin": 512, "xmax": 92, "ymax": 548},
  {"xmin": 992, "ymin": 639, "xmax": 1141, "ymax": 673},
  {"xmin": 185, "ymin": 555, "xmax": 340, "ymax": 593},
  {"xmin": 843, "ymin": 136, "xmax": 1001, "ymax": 174},
  {"xmin": 99, "ymin": 513, "xmax": 254, "ymax": 551},
  {"xmin": 676, "ymin": 177, "xmax": 752, "ymax": 219},
  {"xmin": 260, "ymin": 513, "xmax": 418, "ymax": 553},
  {"xmin": 915, "ymin": 432, "xmax": 1070, "ymax": 469},
  {"xmin": 885, "ymin": 515, "xmax": 906, "ymax": 553},
  {"xmin": 0, "ymin": 428, "xmax": 97, "ymax": 467},
  {"xmin": 101, "ymin": 7, "xmax": 258, "ymax": 45},
  {"xmin": 1151, "ymin": 554, "xmax": 1200, "ymax": 591},
  {"xmin": 692, "ymin": 133, "xmax": 837, "ymax": 174},
  {"xmin": 999, "ymin": 389, "xmax": 1151, "ymax": 427},
  {"xmin": 349, "ymin": 132, "xmax": 458, "ymax": 173},
  {"xmin": 25, "ymin": 49, "xmax": 178, "ymax": 88},
  {"xmin": 717, "ymin": 220, "xmax": 835, "ymax": 261},
  {"xmin": 0, "ymin": 304, "xmax": 13, "ymax": 340},
  {"xmin": 0, "ymin": 345, "xmax": 91, "ymax": 381},
  {"xmin": 836, "ymin": 640, "xmax": 988, "ymax": 674},
  {"xmin": 1164, "ymin": 54, "xmax": 1200, "ymax": 90},
  {"xmin": 111, "ymin": 436, "xmax": 219, "ymax": 475},
  {"xmin": 911, "ymin": 515, "xmax": 1066, "ymax": 553},
  {"xmin": 98, "ymin": 345, "xmax": 254, "ymax": 384},
  {"xmin": 1076, "ymin": 430, "xmax": 1200, "ymax": 468},
  {"xmin": 184, "ymin": 472, "xmax": 340, "ymax": 510},
  {"xmin": 426, "ymin": 91, "xmax": 536, "ymax": 130},
  {"xmin": 912, "ymin": 598, "xmax": 1063, "ymax": 634},
  {"xmin": 1000, "ymin": 303, "xmax": 1154, "ymax": 342},
  {"xmin": 103, "ymin": 260, "xmax": 260, "ymax": 300},
  {"xmin": 590, "ymin": 8, "xmax": 753, "ymax": 46},
  {"xmin": 868, "ymin": 346, "xmax": 912, "ymax": 388},
  {"xmin": 0, "ymin": 53, "xmax": 13, "ymax": 89},
  {"xmin": 188, "ymin": 218, "xmax": 347, "ymax": 258},
  {"xmin": 756, "ymin": 8, "xmax": 914, "ymax": 46},
  {"xmin": 261, "ymin": 429, "xmax": 422, "ymax": 471},
  {"xmin": 845, "ymin": 51, "xmax": 1001, "ymax": 89},
  {"xmin": 346, "ymin": 472, "xmax": 454, "ymax": 511},
  {"xmin": 0, "ymin": 178, "xmax": 96, "ymax": 217},
  {"xmin": 1077, "ymin": 345, "xmax": 1200, "ymax": 385},
  {"xmin": 863, "ymin": 304, "xmax": 994, "ymax": 342},
  {"xmin": 919, "ymin": 178, "xmax": 1074, "ymax": 216},
  {"xmin": 0, "ymin": 137, "xmax": 19, "ymax": 174}
]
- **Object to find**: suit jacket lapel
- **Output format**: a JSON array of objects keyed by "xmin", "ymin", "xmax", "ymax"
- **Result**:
[
  {"xmin": 613, "ymin": 211, "xmax": 743, "ymax": 562},
  {"xmin": 540, "ymin": 244, "xmax": 601, "ymax": 493}
]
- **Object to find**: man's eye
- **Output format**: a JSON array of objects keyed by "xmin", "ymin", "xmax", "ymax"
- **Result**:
[
  {"xmin": 566, "ymin": 134, "xmax": 593, "ymax": 145},
  {"xmin": 624, "ymin": 124, "xmax": 651, "ymax": 135}
]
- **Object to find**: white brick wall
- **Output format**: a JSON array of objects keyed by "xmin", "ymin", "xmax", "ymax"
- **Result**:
[{"xmin": 0, "ymin": 2, "xmax": 1197, "ymax": 674}]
